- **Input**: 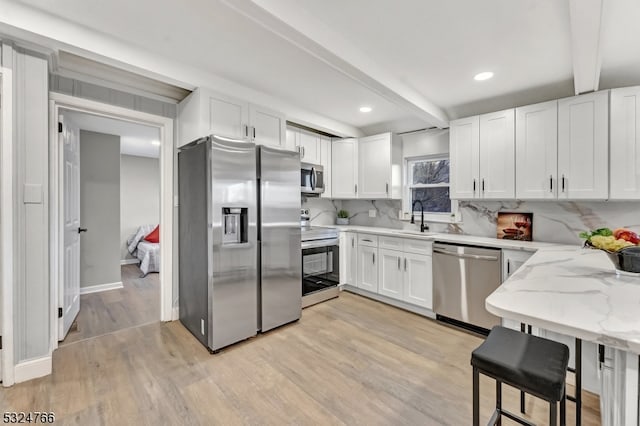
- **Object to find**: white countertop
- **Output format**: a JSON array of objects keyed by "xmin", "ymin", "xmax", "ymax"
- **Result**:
[
  {"xmin": 486, "ymin": 246, "xmax": 640, "ymax": 354},
  {"xmin": 330, "ymin": 225, "xmax": 562, "ymax": 251}
]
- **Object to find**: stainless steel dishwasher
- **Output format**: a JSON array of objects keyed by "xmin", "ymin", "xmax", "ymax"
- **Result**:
[{"xmin": 432, "ymin": 242, "xmax": 502, "ymax": 332}]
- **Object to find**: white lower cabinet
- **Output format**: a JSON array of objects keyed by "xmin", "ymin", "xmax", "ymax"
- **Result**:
[
  {"xmin": 342, "ymin": 232, "xmax": 358, "ymax": 285},
  {"xmin": 501, "ymin": 249, "xmax": 534, "ymax": 282},
  {"xmin": 403, "ymin": 251, "xmax": 433, "ymax": 309},
  {"xmin": 378, "ymin": 249, "xmax": 403, "ymax": 299},
  {"xmin": 357, "ymin": 245, "xmax": 378, "ymax": 292},
  {"xmin": 349, "ymin": 234, "xmax": 433, "ymax": 310}
]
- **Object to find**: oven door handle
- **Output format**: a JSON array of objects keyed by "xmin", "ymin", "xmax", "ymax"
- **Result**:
[{"xmin": 301, "ymin": 238, "xmax": 340, "ymax": 250}]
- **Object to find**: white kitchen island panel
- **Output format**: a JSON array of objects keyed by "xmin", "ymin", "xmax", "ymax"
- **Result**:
[{"xmin": 487, "ymin": 246, "xmax": 640, "ymax": 425}]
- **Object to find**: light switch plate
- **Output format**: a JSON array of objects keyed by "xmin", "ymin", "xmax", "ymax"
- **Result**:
[
  {"xmin": 368, "ymin": 209, "xmax": 376, "ymax": 218},
  {"xmin": 24, "ymin": 184, "xmax": 43, "ymax": 204}
]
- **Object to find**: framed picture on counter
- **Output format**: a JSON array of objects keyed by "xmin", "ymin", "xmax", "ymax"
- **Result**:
[{"xmin": 497, "ymin": 212, "xmax": 533, "ymax": 241}]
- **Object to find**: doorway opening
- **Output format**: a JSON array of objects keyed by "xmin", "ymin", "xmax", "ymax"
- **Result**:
[
  {"xmin": 50, "ymin": 93, "xmax": 174, "ymax": 351},
  {"xmin": 57, "ymin": 110, "xmax": 163, "ymax": 345}
]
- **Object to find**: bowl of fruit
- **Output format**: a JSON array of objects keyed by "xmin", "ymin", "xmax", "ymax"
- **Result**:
[{"xmin": 579, "ymin": 228, "xmax": 640, "ymax": 274}]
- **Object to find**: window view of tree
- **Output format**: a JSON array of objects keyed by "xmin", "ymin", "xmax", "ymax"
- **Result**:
[
  {"xmin": 408, "ymin": 157, "xmax": 451, "ymax": 213},
  {"xmin": 412, "ymin": 159, "xmax": 449, "ymax": 185}
]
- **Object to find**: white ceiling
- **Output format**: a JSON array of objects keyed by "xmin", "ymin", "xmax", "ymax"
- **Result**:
[
  {"xmin": 3, "ymin": 0, "xmax": 640, "ymax": 134},
  {"xmin": 64, "ymin": 110, "xmax": 160, "ymax": 158}
]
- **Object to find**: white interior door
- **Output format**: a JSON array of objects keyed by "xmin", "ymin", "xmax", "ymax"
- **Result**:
[{"xmin": 60, "ymin": 115, "xmax": 81, "ymax": 340}]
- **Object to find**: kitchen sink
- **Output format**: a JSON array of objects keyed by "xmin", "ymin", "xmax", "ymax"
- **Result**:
[{"xmin": 394, "ymin": 230, "xmax": 436, "ymax": 237}]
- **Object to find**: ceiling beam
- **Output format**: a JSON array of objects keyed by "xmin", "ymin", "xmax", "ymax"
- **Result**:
[
  {"xmin": 0, "ymin": 0, "xmax": 363, "ymax": 137},
  {"xmin": 225, "ymin": 0, "xmax": 449, "ymax": 128},
  {"xmin": 568, "ymin": 0, "xmax": 605, "ymax": 94}
]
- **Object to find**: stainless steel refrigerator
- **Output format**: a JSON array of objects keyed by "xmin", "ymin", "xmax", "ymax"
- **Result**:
[{"xmin": 178, "ymin": 136, "xmax": 301, "ymax": 352}]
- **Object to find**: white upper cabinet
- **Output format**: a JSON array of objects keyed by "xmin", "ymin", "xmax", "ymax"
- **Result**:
[
  {"xmin": 332, "ymin": 138, "xmax": 359, "ymax": 198},
  {"xmin": 178, "ymin": 89, "xmax": 248, "ymax": 146},
  {"xmin": 479, "ymin": 109, "xmax": 515, "ymax": 199},
  {"xmin": 249, "ymin": 104, "xmax": 286, "ymax": 149},
  {"xmin": 450, "ymin": 116, "xmax": 480, "ymax": 199},
  {"xmin": 610, "ymin": 86, "xmax": 640, "ymax": 200},
  {"xmin": 298, "ymin": 130, "xmax": 321, "ymax": 164},
  {"xmin": 450, "ymin": 111, "xmax": 514, "ymax": 200},
  {"xmin": 285, "ymin": 128, "xmax": 298, "ymax": 152},
  {"xmin": 358, "ymin": 132, "xmax": 402, "ymax": 199},
  {"xmin": 177, "ymin": 88, "xmax": 287, "ymax": 149},
  {"xmin": 558, "ymin": 90, "xmax": 609, "ymax": 200},
  {"xmin": 320, "ymin": 136, "xmax": 332, "ymax": 198},
  {"xmin": 515, "ymin": 100, "xmax": 558, "ymax": 199}
]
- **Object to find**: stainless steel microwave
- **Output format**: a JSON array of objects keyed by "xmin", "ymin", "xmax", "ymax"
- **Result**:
[{"xmin": 301, "ymin": 163, "xmax": 325, "ymax": 195}]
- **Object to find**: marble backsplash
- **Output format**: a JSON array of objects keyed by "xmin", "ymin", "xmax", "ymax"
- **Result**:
[{"xmin": 303, "ymin": 197, "xmax": 640, "ymax": 245}]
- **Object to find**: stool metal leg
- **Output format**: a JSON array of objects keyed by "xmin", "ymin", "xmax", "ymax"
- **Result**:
[
  {"xmin": 575, "ymin": 338, "xmax": 582, "ymax": 426},
  {"xmin": 519, "ymin": 323, "xmax": 527, "ymax": 414},
  {"xmin": 550, "ymin": 401, "xmax": 558, "ymax": 426},
  {"xmin": 496, "ymin": 380, "xmax": 502, "ymax": 426},
  {"xmin": 560, "ymin": 387, "xmax": 566, "ymax": 426},
  {"xmin": 473, "ymin": 366, "xmax": 480, "ymax": 426}
]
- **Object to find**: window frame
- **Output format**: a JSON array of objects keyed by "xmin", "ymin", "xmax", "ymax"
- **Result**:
[{"xmin": 402, "ymin": 155, "xmax": 460, "ymax": 223}]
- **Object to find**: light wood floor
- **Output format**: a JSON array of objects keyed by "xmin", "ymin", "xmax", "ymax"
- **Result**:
[
  {"xmin": 60, "ymin": 265, "xmax": 160, "ymax": 345},
  {"xmin": 1, "ymin": 292, "xmax": 600, "ymax": 425}
]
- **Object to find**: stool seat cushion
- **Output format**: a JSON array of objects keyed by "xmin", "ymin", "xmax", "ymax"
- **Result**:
[{"xmin": 471, "ymin": 326, "xmax": 570, "ymax": 401}]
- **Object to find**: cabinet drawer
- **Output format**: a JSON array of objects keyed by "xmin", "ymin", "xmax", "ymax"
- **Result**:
[
  {"xmin": 403, "ymin": 239, "xmax": 433, "ymax": 255},
  {"xmin": 378, "ymin": 236, "xmax": 404, "ymax": 251},
  {"xmin": 358, "ymin": 234, "xmax": 378, "ymax": 247}
]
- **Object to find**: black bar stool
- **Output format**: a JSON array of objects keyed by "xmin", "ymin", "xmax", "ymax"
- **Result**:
[
  {"xmin": 520, "ymin": 322, "xmax": 583, "ymax": 426},
  {"xmin": 471, "ymin": 326, "xmax": 570, "ymax": 426}
]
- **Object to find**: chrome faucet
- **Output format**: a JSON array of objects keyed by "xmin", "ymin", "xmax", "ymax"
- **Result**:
[{"xmin": 410, "ymin": 200, "xmax": 429, "ymax": 232}]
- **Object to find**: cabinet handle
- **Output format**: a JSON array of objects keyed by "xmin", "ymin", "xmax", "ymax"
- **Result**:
[
  {"xmin": 561, "ymin": 175, "xmax": 565, "ymax": 192},
  {"xmin": 482, "ymin": 178, "xmax": 485, "ymax": 193},
  {"xmin": 404, "ymin": 258, "xmax": 407, "ymax": 271},
  {"xmin": 397, "ymin": 257, "xmax": 400, "ymax": 270},
  {"xmin": 386, "ymin": 182, "xmax": 389, "ymax": 194},
  {"xmin": 550, "ymin": 175, "xmax": 553, "ymax": 193},
  {"xmin": 351, "ymin": 238, "xmax": 354, "ymax": 248},
  {"xmin": 507, "ymin": 259, "xmax": 510, "ymax": 274},
  {"xmin": 252, "ymin": 126, "xmax": 256, "ymax": 139},
  {"xmin": 598, "ymin": 344, "xmax": 605, "ymax": 370},
  {"xmin": 473, "ymin": 179, "xmax": 476, "ymax": 192},
  {"xmin": 362, "ymin": 239, "xmax": 373, "ymax": 242},
  {"xmin": 244, "ymin": 124, "xmax": 248, "ymax": 138},
  {"xmin": 302, "ymin": 146, "xmax": 305, "ymax": 158},
  {"xmin": 355, "ymin": 184, "xmax": 358, "ymax": 194},
  {"xmin": 372, "ymin": 253, "xmax": 375, "ymax": 264}
]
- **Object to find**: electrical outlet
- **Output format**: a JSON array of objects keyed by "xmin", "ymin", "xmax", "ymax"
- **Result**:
[{"xmin": 369, "ymin": 209, "xmax": 377, "ymax": 218}]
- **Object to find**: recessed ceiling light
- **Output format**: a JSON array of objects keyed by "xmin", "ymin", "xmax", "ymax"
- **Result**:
[
  {"xmin": 474, "ymin": 71, "xmax": 494, "ymax": 81},
  {"xmin": 151, "ymin": 140, "xmax": 161, "ymax": 146},
  {"xmin": 359, "ymin": 106, "xmax": 372, "ymax": 113}
]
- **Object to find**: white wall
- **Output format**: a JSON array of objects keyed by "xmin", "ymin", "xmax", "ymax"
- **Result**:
[
  {"xmin": 120, "ymin": 155, "xmax": 160, "ymax": 261},
  {"xmin": 402, "ymin": 128, "xmax": 449, "ymax": 159},
  {"xmin": 80, "ymin": 130, "xmax": 121, "ymax": 288},
  {"xmin": 3, "ymin": 46, "xmax": 50, "ymax": 367}
]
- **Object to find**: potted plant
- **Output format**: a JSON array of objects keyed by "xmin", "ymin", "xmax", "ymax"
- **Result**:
[{"xmin": 336, "ymin": 209, "xmax": 350, "ymax": 225}]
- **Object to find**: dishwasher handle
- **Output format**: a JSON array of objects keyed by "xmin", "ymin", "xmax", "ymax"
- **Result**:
[{"xmin": 433, "ymin": 248, "xmax": 499, "ymax": 261}]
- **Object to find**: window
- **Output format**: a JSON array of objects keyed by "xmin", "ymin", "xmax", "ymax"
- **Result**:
[{"xmin": 404, "ymin": 155, "xmax": 458, "ymax": 222}]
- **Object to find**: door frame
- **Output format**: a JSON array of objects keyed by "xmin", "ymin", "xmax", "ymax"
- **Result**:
[{"xmin": 49, "ymin": 92, "xmax": 175, "ymax": 349}]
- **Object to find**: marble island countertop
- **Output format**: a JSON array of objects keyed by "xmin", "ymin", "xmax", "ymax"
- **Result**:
[
  {"xmin": 486, "ymin": 246, "xmax": 640, "ymax": 354},
  {"xmin": 329, "ymin": 224, "xmax": 566, "ymax": 252}
]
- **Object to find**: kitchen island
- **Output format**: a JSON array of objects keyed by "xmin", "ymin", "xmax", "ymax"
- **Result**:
[{"xmin": 486, "ymin": 246, "xmax": 640, "ymax": 425}]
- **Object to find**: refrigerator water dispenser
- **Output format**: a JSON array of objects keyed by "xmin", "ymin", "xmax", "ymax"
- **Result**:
[{"xmin": 222, "ymin": 207, "xmax": 248, "ymax": 244}]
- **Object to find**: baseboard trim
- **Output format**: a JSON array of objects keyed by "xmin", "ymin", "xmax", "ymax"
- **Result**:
[
  {"xmin": 120, "ymin": 259, "xmax": 140, "ymax": 265},
  {"xmin": 80, "ymin": 281, "xmax": 123, "ymax": 295},
  {"xmin": 343, "ymin": 285, "xmax": 436, "ymax": 319},
  {"xmin": 14, "ymin": 356, "xmax": 52, "ymax": 384}
]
